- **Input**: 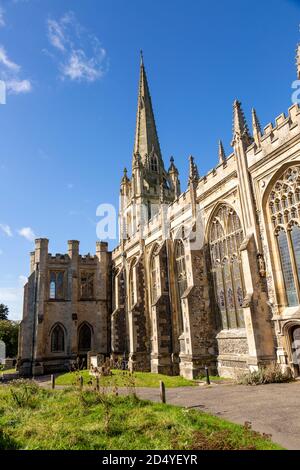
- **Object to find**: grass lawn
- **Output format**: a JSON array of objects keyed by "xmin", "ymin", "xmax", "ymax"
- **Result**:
[
  {"xmin": 56, "ymin": 369, "xmax": 197, "ymax": 388},
  {"xmin": 0, "ymin": 381, "xmax": 282, "ymax": 450},
  {"xmin": 0, "ymin": 369, "xmax": 17, "ymax": 375}
]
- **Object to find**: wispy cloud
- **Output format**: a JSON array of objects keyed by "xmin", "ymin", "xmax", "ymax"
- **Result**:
[
  {"xmin": 0, "ymin": 224, "xmax": 13, "ymax": 237},
  {"xmin": 18, "ymin": 227, "xmax": 36, "ymax": 242},
  {"xmin": 0, "ymin": 46, "xmax": 20, "ymax": 71},
  {"xmin": 6, "ymin": 78, "xmax": 32, "ymax": 94},
  {"xmin": 0, "ymin": 46, "xmax": 32, "ymax": 95},
  {"xmin": 0, "ymin": 6, "xmax": 5, "ymax": 28},
  {"xmin": 46, "ymin": 11, "xmax": 108, "ymax": 83}
]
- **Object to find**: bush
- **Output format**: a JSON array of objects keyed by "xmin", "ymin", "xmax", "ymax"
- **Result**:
[{"xmin": 237, "ymin": 363, "xmax": 293, "ymax": 385}]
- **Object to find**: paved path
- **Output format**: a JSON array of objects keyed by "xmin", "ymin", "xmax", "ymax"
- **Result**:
[
  {"xmin": 37, "ymin": 377, "xmax": 300, "ymax": 450},
  {"xmin": 133, "ymin": 382, "xmax": 300, "ymax": 450}
]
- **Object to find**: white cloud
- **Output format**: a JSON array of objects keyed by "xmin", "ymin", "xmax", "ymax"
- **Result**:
[
  {"xmin": 46, "ymin": 11, "xmax": 107, "ymax": 83},
  {"xmin": 62, "ymin": 49, "xmax": 105, "ymax": 82},
  {"xmin": 47, "ymin": 18, "xmax": 66, "ymax": 52},
  {"xmin": 0, "ymin": 46, "xmax": 20, "ymax": 71},
  {"xmin": 18, "ymin": 227, "xmax": 36, "ymax": 242},
  {"xmin": 0, "ymin": 224, "xmax": 13, "ymax": 237},
  {"xmin": 0, "ymin": 45, "xmax": 32, "ymax": 95},
  {"xmin": 6, "ymin": 78, "xmax": 32, "ymax": 94},
  {"xmin": 0, "ymin": 7, "xmax": 5, "ymax": 28}
]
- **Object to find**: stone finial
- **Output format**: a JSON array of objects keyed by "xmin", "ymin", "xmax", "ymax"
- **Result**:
[
  {"xmin": 121, "ymin": 167, "xmax": 129, "ymax": 184},
  {"xmin": 252, "ymin": 108, "xmax": 262, "ymax": 148},
  {"xmin": 188, "ymin": 155, "xmax": 199, "ymax": 184},
  {"xmin": 218, "ymin": 140, "xmax": 226, "ymax": 164},
  {"xmin": 232, "ymin": 99, "xmax": 253, "ymax": 147},
  {"xmin": 168, "ymin": 156, "xmax": 177, "ymax": 173}
]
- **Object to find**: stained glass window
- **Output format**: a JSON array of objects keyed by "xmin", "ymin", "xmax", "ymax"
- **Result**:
[
  {"xmin": 150, "ymin": 246, "xmax": 159, "ymax": 303},
  {"xmin": 175, "ymin": 240, "xmax": 187, "ymax": 333},
  {"xmin": 268, "ymin": 166, "xmax": 300, "ymax": 306},
  {"xmin": 209, "ymin": 205, "xmax": 245, "ymax": 329},
  {"xmin": 49, "ymin": 271, "xmax": 65, "ymax": 300}
]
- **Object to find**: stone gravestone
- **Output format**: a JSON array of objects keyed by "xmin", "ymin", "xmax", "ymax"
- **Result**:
[{"xmin": 0, "ymin": 340, "xmax": 6, "ymax": 365}]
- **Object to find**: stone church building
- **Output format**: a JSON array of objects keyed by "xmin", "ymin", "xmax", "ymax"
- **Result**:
[{"xmin": 18, "ymin": 46, "xmax": 300, "ymax": 379}]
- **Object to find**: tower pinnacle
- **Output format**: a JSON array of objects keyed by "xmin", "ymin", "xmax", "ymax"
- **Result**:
[
  {"xmin": 218, "ymin": 140, "xmax": 226, "ymax": 164},
  {"xmin": 232, "ymin": 100, "xmax": 253, "ymax": 147}
]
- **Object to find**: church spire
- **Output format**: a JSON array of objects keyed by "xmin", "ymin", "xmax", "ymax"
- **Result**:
[{"xmin": 133, "ymin": 53, "xmax": 162, "ymax": 166}]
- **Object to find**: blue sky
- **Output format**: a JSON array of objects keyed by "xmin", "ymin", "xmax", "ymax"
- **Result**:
[{"xmin": 0, "ymin": 0, "xmax": 299, "ymax": 320}]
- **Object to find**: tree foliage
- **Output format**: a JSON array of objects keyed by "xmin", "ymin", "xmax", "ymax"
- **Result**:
[
  {"xmin": 0, "ymin": 320, "xmax": 20, "ymax": 357},
  {"xmin": 0, "ymin": 304, "xmax": 9, "ymax": 321}
]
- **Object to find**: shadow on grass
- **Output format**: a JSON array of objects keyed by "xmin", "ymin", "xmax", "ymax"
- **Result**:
[{"xmin": 0, "ymin": 429, "xmax": 20, "ymax": 450}]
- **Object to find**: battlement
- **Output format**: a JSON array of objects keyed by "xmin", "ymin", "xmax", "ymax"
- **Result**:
[
  {"xmin": 33, "ymin": 239, "xmax": 110, "ymax": 268},
  {"xmin": 247, "ymin": 103, "xmax": 300, "ymax": 167}
]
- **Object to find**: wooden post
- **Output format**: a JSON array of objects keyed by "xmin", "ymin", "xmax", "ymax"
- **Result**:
[
  {"xmin": 205, "ymin": 365, "xmax": 210, "ymax": 385},
  {"xmin": 79, "ymin": 375, "xmax": 83, "ymax": 390},
  {"xmin": 51, "ymin": 374, "xmax": 55, "ymax": 390},
  {"xmin": 96, "ymin": 376, "xmax": 100, "ymax": 392},
  {"xmin": 160, "ymin": 380, "xmax": 166, "ymax": 403}
]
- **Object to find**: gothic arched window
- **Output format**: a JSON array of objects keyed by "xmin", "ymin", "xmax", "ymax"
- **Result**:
[
  {"xmin": 175, "ymin": 240, "xmax": 187, "ymax": 298},
  {"xmin": 150, "ymin": 155, "xmax": 158, "ymax": 172},
  {"xmin": 49, "ymin": 271, "xmax": 65, "ymax": 300},
  {"xmin": 51, "ymin": 324, "xmax": 65, "ymax": 353},
  {"xmin": 80, "ymin": 272, "xmax": 94, "ymax": 300},
  {"xmin": 175, "ymin": 240, "xmax": 187, "ymax": 333},
  {"xmin": 150, "ymin": 246, "xmax": 159, "ymax": 303},
  {"xmin": 268, "ymin": 166, "xmax": 300, "ymax": 306},
  {"xmin": 209, "ymin": 205, "xmax": 245, "ymax": 329},
  {"xmin": 78, "ymin": 323, "xmax": 92, "ymax": 351},
  {"xmin": 129, "ymin": 260, "xmax": 137, "ymax": 309}
]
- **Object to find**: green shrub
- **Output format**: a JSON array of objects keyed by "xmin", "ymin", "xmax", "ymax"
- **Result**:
[{"xmin": 237, "ymin": 363, "xmax": 293, "ymax": 385}]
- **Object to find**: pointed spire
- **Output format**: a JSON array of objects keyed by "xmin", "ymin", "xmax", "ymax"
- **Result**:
[
  {"xmin": 218, "ymin": 140, "xmax": 226, "ymax": 164},
  {"xmin": 133, "ymin": 53, "xmax": 162, "ymax": 167},
  {"xmin": 232, "ymin": 100, "xmax": 253, "ymax": 147},
  {"xmin": 296, "ymin": 44, "xmax": 300, "ymax": 80},
  {"xmin": 188, "ymin": 155, "xmax": 199, "ymax": 184},
  {"xmin": 252, "ymin": 108, "xmax": 262, "ymax": 147}
]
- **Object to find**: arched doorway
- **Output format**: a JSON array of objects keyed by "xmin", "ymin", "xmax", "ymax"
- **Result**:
[
  {"xmin": 78, "ymin": 323, "xmax": 92, "ymax": 368},
  {"xmin": 291, "ymin": 325, "xmax": 300, "ymax": 375}
]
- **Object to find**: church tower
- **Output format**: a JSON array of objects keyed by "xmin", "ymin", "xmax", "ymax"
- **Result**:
[{"xmin": 119, "ymin": 53, "xmax": 179, "ymax": 241}]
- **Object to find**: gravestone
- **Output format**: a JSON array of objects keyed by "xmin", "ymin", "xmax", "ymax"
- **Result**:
[{"xmin": 0, "ymin": 340, "xmax": 5, "ymax": 365}]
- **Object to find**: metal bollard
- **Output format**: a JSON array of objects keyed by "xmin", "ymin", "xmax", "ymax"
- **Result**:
[
  {"xmin": 51, "ymin": 374, "xmax": 55, "ymax": 390},
  {"xmin": 205, "ymin": 365, "xmax": 210, "ymax": 385},
  {"xmin": 79, "ymin": 375, "xmax": 83, "ymax": 390},
  {"xmin": 160, "ymin": 380, "xmax": 166, "ymax": 404}
]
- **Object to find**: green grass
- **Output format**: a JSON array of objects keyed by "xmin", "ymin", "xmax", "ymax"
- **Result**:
[
  {"xmin": 0, "ymin": 368, "xmax": 17, "ymax": 375},
  {"xmin": 0, "ymin": 381, "xmax": 282, "ymax": 450},
  {"xmin": 56, "ymin": 369, "xmax": 197, "ymax": 388}
]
